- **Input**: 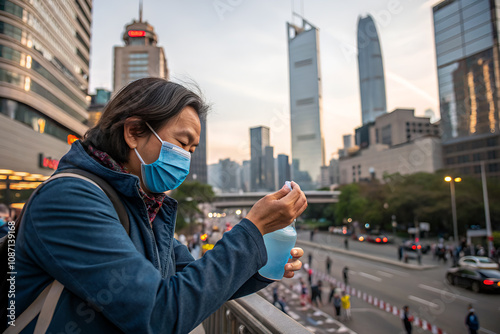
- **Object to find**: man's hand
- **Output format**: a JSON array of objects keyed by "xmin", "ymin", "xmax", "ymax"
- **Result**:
[
  {"xmin": 245, "ymin": 182, "xmax": 307, "ymax": 235},
  {"xmin": 283, "ymin": 247, "xmax": 303, "ymax": 278}
]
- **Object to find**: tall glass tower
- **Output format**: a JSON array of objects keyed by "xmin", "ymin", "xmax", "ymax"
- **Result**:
[
  {"xmin": 250, "ymin": 126, "xmax": 270, "ymax": 191},
  {"xmin": 287, "ymin": 16, "xmax": 325, "ymax": 189},
  {"xmin": 357, "ymin": 15, "xmax": 387, "ymax": 125},
  {"xmin": 433, "ymin": 0, "xmax": 500, "ymax": 178}
]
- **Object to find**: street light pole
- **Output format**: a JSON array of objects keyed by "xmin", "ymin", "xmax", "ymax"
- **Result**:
[
  {"xmin": 480, "ymin": 161, "xmax": 493, "ymax": 257},
  {"xmin": 445, "ymin": 176, "xmax": 460, "ymax": 247},
  {"xmin": 449, "ymin": 180, "xmax": 458, "ymax": 247}
]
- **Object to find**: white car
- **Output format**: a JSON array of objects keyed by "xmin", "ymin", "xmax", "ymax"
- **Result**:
[{"xmin": 458, "ymin": 256, "xmax": 499, "ymax": 269}]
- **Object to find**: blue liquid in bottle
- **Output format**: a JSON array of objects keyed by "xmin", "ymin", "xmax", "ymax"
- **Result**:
[{"xmin": 258, "ymin": 181, "xmax": 298, "ymax": 280}]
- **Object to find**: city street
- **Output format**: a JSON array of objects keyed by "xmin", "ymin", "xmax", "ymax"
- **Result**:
[{"xmin": 260, "ymin": 231, "xmax": 500, "ymax": 334}]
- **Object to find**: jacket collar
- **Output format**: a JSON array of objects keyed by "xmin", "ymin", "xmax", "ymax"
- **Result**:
[{"xmin": 57, "ymin": 141, "xmax": 145, "ymax": 198}]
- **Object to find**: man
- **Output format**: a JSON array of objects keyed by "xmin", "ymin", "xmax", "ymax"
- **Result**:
[
  {"xmin": 465, "ymin": 306, "xmax": 479, "ymax": 334},
  {"xmin": 310, "ymin": 280, "xmax": 323, "ymax": 307},
  {"xmin": 402, "ymin": 305, "xmax": 413, "ymax": 334},
  {"xmin": 343, "ymin": 266, "xmax": 349, "ymax": 285},
  {"xmin": 11, "ymin": 78, "xmax": 308, "ymax": 333}
]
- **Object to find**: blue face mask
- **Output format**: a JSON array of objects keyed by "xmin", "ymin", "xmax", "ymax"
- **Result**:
[{"xmin": 134, "ymin": 123, "xmax": 191, "ymax": 193}]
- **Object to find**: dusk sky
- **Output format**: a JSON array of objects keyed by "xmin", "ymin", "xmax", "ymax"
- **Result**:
[{"xmin": 89, "ymin": 0, "xmax": 440, "ymax": 165}]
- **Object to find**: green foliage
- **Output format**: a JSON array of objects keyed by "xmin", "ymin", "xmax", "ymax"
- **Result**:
[
  {"xmin": 170, "ymin": 181, "xmax": 215, "ymax": 232},
  {"xmin": 333, "ymin": 172, "xmax": 500, "ymax": 238}
]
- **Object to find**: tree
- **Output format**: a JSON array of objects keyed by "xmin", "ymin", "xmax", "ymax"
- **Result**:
[{"xmin": 170, "ymin": 181, "xmax": 215, "ymax": 232}]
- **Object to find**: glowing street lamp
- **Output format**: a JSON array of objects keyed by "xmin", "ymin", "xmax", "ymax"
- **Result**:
[{"xmin": 444, "ymin": 176, "xmax": 461, "ymax": 246}]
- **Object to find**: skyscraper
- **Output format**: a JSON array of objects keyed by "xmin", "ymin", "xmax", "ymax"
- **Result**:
[
  {"xmin": 277, "ymin": 154, "xmax": 291, "ymax": 190},
  {"xmin": 433, "ymin": 0, "xmax": 500, "ymax": 178},
  {"xmin": 250, "ymin": 126, "xmax": 270, "ymax": 191},
  {"xmin": 287, "ymin": 16, "xmax": 325, "ymax": 189},
  {"xmin": 357, "ymin": 15, "xmax": 387, "ymax": 125},
  {"xmin": 263, "ymin": 146, "xmax": 275, "ymax": 191},
  {"xmin": 0, "ymin": 0, "xmax": 92, "ymax": 205},
  {"xmin": 185, "ymin": 116, "xmax": 207, "ymax": 184},
  {"xmin": 113, "ymin": 4, "xmax": 168, "ymax": 92}
]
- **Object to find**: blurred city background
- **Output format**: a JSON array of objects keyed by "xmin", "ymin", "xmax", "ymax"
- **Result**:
[{"xmin": 0, "ymin": 0, "xmax": 499, "ymax": 333}]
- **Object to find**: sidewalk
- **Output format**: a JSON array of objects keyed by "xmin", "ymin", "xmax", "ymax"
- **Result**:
[{"xmin": 296, "ymin": 239, "xmax": 437, "ymax": 270}]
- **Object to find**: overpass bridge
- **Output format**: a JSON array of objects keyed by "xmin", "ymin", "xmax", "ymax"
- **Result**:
[{"xmin": 213, "ymin": 190, "xmax": 340, "ymax": 209}]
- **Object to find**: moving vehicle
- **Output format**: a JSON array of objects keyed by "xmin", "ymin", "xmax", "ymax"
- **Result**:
[
  {"xmin": 458, "ymin": 256, "xmax": 499, "ymax": 270},
  {"xmin": 366, "ymin": 235, "xmax": 389, "ymax": 244},
  {"xmin": 446, "ymin": 267, "xmax": 500, "ymax": 293},
  {"xmin": 402, "ymin": 240, "xmax": 430, "ymax": 254}
]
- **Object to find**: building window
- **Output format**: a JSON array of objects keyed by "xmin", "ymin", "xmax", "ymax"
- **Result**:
[
  {"xmin": 472, "ymin": 153, "xmax": 481, "ymax": 161},
  {"xmin": 487, "ymin": 137, "xmax": 498, "ymax": 147},
  {"xmin": 0, "ymin": 0, "xmax": 23, "ymax": 18},
  {"xmin": 474, "ymin": 165, "xmax": 481, "ymax": 174},
  {"xmin": 0, "ymin": 20, "xmax": 22, "ymax": 41},
  {"xmin": 446, "ymin": 157, "xmax": 454, "ymax": 165},
  {"xmin": 294, "ymin": 58, "xmax": 312, "ymax": 68},
  {"xmin": 0, "ymin": 98, "xmax": 75, "ymax": 143},
  {"xmin": 487, "ymin": 150, "xmax": 497, "ymax": 160},
  {"xmin": 488, "ymin": 163, "xmax": 499, "ymax": 172},
  {"xmin": 296, "ymin": 97, "xmax": 314, "ymax": 106},
  {"xmin": 129, "ymin": 52, "xmax": 148, "ymax": 59}
]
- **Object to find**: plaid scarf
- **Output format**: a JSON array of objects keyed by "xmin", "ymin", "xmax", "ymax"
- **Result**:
[{"xmin": 87, "ymin": 145, "xmax": 166, "ymax": 224}]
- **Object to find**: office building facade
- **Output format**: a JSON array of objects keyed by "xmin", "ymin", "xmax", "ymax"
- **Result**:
[
  {"xmin": 277, "ymin": 154, "xmax": 291, "ymax": 190},
  {"xmin": 250, "ymin": 126, "xmax": 270, "ymax": 191},
  {"xmin": 357, "ymin": 15, "xmax": 387, "ymax": 125},
  {"xmin": 339, "ymin": 109, "xmax": 442, "ymax": 184},
  {"xmin": 0, "ymin": 0, "xmax": 92, "ymax": 206},
  {"xmin": 433, "ymin": 0, "xmax": 500, "ymax": 178},
  {"xmin": 287, "ymin": 17, "xmax": 325, "ymax": 189},
  {"xmin": 113, "ymin": 12, "xmax": 168, "ymax": 92}
]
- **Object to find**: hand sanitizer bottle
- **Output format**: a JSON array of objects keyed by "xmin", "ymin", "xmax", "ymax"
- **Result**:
[{"xmin": 258, "ymin": 181, "xmax": 298, "ymax": 280}]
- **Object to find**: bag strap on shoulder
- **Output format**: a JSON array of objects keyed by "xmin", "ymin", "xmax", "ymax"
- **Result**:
[
  {"xmin": 57, "ymin": 169, "xmax": 130, "ymax": 235},
  {"xmin": 2, "ymin": 169, "xmax": 130, "ymax": 334}
]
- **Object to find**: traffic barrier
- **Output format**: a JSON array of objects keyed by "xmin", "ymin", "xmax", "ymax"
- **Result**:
[{"xmin": 312, "ymin": 270, "xmax": 447, "ymax": 334}]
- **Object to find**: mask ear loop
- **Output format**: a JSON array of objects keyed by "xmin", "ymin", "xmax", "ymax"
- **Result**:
[{"xmin": 145, "ymin": 122, "xmax": 164, "ymax": 144}]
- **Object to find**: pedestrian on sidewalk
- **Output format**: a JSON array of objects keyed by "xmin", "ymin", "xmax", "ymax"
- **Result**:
[
  {"xmin": 328, "ymin": 282, "xmax": 336, "ymax": 304},
  {"xmin": 310, "ymin": 280, "xmax": 323, "ymax": 307},
  {"xmin": 300, "ymin": 278, "xmax": 308, "ymax": 306},
  {"xmin": 343, "ymin": 266, "xmax": 349, "ymax": 285},
  {"xmin": 341, "ymin": 290, "xmax": 351, "ymax": 321},
  {"xmin": 465, "ymin": 305, "xmax": 479, "ymax": 334},
  {"xmin": 326, "ymin": 256, "xmax": 332, "ymax": 275},
  {"xmin": 308, "ymin": 253, "xmax": 313, "ymax": 267},
  {"xmin": 344, "ymin": 238, "xmax": 349, "ymax": 250},
  {"xmin": 401, "ymin": 305, "xmax": 414, "ymax": 334},
  {"xmin": 333, "ymin": 292, "xmax": 342, "ymax": 320}
]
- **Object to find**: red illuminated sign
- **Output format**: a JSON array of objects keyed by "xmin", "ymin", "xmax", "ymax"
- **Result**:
[
  {"xmin": 128, "ymin": 30, "xmax": 146, "ymax": 37},
  {"xmin": 39, "ymin": 153, "xmax": 59, "ymax": 170},
  {"xmin": 67, "ymin": 134, "xmax": 79, "ymax": 145}
]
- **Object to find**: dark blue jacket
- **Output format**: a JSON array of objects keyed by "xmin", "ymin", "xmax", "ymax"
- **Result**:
[{"xmin": 14, "ymin": 141, "xmax": 271, "ymax": 333}]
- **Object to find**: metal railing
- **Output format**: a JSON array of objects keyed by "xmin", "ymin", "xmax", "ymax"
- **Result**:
[{"xmin": 202, "ymin": 293, "xmax": 312, "ymax": 334}]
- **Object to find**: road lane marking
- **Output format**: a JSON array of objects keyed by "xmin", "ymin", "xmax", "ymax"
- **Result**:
[
  {"xmin": 408, "ymin": 295, "xmax": 439, "ymax": 308},
  {"xmin": 358, "ymin": 272, "xmax": 382, "ymax": 282},
  {"xmin": 479, "ymin": 327, "xmax": 497, "ymax": 334},
  {"xmin": 418, "ymin": 284, "xmax": 477, "ymax": 303},
  {"xmin": 377, "ymin": 270, "xmax": 394, "ymax": 278},
  {"xmin": 377, "ymin": 266, "xmax": 410, "ymax": 277}
]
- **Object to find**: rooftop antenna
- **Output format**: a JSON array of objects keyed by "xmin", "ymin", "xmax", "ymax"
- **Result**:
[{"xmin": 139, "ymin": 0, "xmax": 143, "ymax": 22}]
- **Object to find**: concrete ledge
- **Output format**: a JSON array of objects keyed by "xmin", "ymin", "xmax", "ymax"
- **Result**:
[{"xmin": 296, "ymin": 240, "xmax": 437, "ymax": 270}]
